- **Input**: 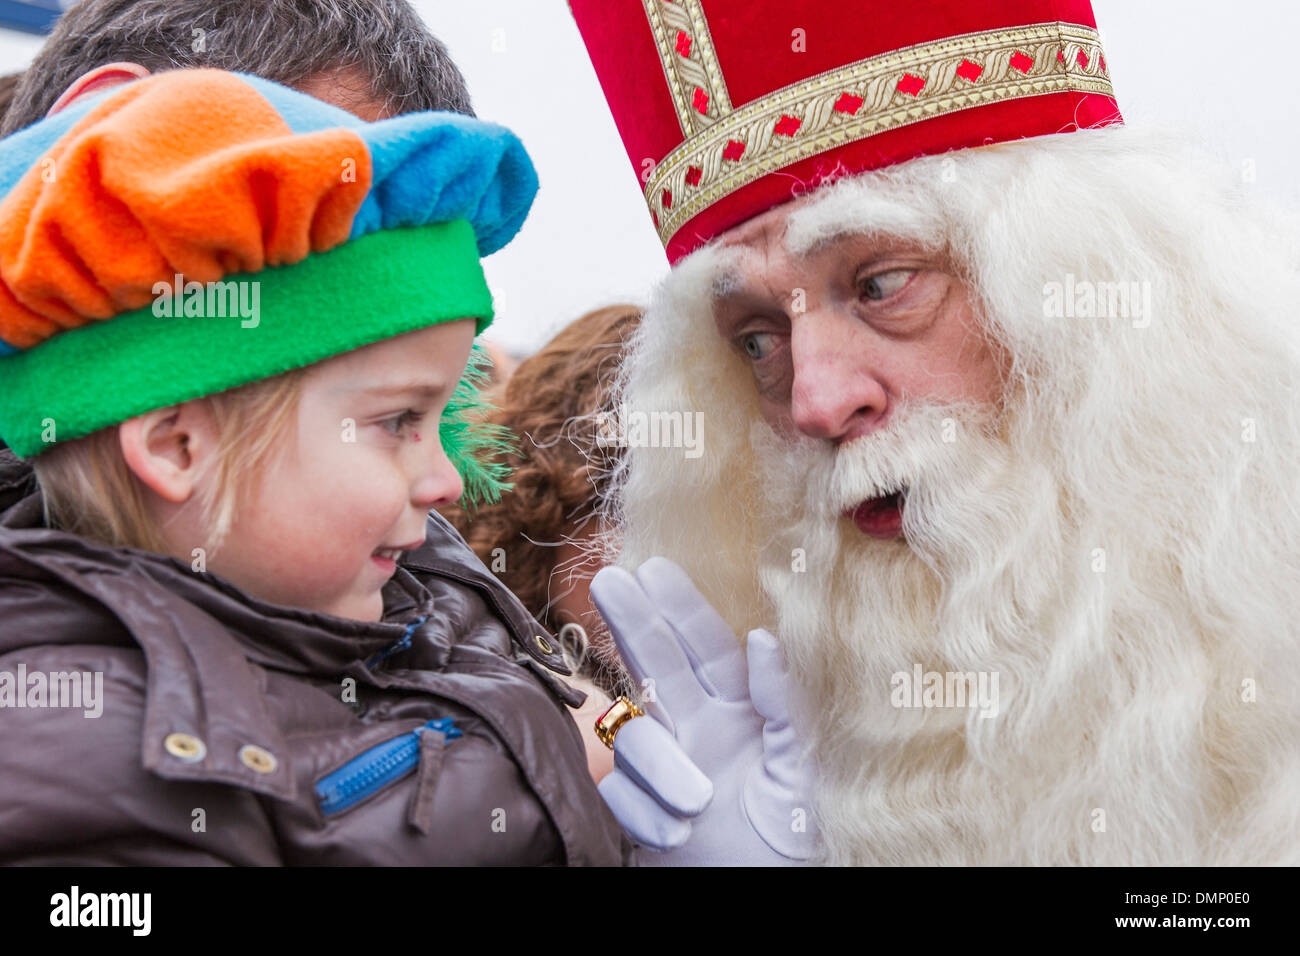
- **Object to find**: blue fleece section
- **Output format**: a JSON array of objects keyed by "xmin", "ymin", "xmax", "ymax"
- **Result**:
[
  {"xmin": 349, "ymin": 112, "xmax": 539, "ymax": 257},
  {"xmin": 0, "ymin": 90, "xmax": 108, "ymax": 202},
  {"xmin": 234, "ymin": 74, "xmax": 538, "ymax": 256}
]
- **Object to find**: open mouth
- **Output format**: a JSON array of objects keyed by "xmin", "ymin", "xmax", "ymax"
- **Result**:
[
  {"xmin": 843, "ymin": 490, "xmax": 906, "ymax": 539},
  {"xmin": 370, "ymin": 550, "xmax": 400, "ymax": 574},
  {"xmin": 371, "ymin": 539, "xmax": 424, "ymax": 573}
]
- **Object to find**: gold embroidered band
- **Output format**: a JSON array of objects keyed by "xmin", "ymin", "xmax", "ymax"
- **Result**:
[
  {"xmin": 642, "ymin": 0, "xmax": 734, "ymax": 136},
  {"xmin": 643, "ymin": 21, "xmax": 1114, "ymax": 245}
]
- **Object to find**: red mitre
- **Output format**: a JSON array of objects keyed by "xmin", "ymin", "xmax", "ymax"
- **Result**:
[{"xmin": 569, "ymin": 0, "xmax": 1122, "ymax": 263}]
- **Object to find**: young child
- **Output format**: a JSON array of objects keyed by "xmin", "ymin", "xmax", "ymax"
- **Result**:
[{"xmin": 0, "ymin": 68, "xmax": 628, "ymax": 865}]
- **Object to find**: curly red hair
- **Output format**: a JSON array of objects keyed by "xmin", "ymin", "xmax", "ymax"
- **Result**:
[{"xmin": 438, "ymin": 305, "xmax": 641, "ymax": 650}]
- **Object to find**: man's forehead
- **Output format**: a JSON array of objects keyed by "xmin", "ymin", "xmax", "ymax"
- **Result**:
[
  {"xmin": 707, "ymin": 224, "xmax": 878, "ymax": 302},
  {"xmin": 717, "ymin": 194, "xmax": 816, "ymax": 250},
  {"xmin": 713, "ymin": 180, "xmax": 937, "ymax": 266}
]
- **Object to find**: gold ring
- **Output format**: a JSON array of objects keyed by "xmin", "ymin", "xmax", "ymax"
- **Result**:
[{"xmin": 594, "ymin": 696, "xmax": 645, "ymax": 750}]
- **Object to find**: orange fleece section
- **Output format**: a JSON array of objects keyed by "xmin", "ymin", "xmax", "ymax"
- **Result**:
[{"xmin": 0, "ymin": 70, "xmax": 372, "ymax": 350}]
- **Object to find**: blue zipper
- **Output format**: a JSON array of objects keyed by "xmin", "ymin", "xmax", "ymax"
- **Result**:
[
  {"xmin": 315, "ymin": 718, "xmax": 462, "ymax": 816},
  {"xmin": 366, "ymin": 615, "xmax": 428, "ymax": 669}
]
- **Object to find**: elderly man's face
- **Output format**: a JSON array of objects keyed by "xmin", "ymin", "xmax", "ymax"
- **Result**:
[
  {"xmin": 713, "ymin": 200, "xmax": 1005, "ymax": 438},
  {"xmin": 711, "ymin": 198, "xmax": 1006, "ymax": 537}
]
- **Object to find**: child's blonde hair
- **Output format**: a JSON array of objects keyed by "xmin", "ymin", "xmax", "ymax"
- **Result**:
[{"xmin": 32, "ymin": 367, "xmax": 309, "ymax": 560}]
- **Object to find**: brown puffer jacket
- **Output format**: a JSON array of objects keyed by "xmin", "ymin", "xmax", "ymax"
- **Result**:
[{"xmin": 0, "ymin": 449, "xmax": 629, "ymax": 865}]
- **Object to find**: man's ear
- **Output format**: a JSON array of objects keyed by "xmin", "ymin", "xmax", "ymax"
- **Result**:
[
  {"xmin": 47, "ymin": 62, "xmax": 151, "ymax": 117},
  {"xmin": 118, "ymin": 401, "xmax": 219, "ymax": 505}
]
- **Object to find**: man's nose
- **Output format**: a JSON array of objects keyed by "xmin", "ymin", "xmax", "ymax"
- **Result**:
[
  {"xmin": 788, "ymin": 311, "xmax": 888, "ymax": 442},
  {"xmin": 410, "ymin": 439, "xmax": 464, "ymax": 509}
]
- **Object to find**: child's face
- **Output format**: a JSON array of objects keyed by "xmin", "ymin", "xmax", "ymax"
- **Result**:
[{"xmin": 214, "ymin": 320, "xmax": 476, "ymax": 622}]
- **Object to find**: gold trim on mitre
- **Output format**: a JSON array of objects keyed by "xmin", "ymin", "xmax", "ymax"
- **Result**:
[
  {"xmin": 643, "ymin": 21, "xmax": 1115, "ymax": 246},
  {"xmin": 643, "ymin": 0, "xmax": 735, "ymax": 136}
]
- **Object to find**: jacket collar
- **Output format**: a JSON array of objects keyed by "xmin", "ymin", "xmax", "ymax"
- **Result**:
[{"xmin": 403, "ymin": 510, "xmax": 575, "ymax": 677}]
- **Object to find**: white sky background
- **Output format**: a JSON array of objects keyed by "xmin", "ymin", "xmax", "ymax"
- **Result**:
[{"xmin": 3, "ymin": 0, "xmax": 1299, "ymax": 356}]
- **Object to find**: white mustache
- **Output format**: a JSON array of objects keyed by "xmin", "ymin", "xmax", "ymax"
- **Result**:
[{"xmin": 761, "ymin": 402, "xmax": 998, "ymax": 522}]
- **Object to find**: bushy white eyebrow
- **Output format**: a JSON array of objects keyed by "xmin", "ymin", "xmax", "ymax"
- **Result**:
[{"xmin": 782, "ymin": 181, "xmax": 945, "ymax": 257}]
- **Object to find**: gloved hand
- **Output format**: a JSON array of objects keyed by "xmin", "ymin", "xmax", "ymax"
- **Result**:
[{"xmin": 590, "ymin": 557, "xmax": 818, "ymax": 865}]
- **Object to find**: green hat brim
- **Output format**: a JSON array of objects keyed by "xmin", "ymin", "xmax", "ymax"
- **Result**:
[{"xmin": 0, "ymin": 221, "xmax": 516, "ymax": 506}]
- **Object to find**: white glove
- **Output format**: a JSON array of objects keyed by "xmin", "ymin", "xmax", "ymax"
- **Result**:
[{"xmin": 590, "ymin": 557, "xmax": 818, "ymax": 865}]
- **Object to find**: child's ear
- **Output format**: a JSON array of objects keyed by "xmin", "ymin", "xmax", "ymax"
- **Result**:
[
  {"xmin": 118, "ymin": 400, "xmax": 220, "ymax": 504},
  {"xmin": 46, "ymin": 62, "xmax": 151, "ymax": 117}
]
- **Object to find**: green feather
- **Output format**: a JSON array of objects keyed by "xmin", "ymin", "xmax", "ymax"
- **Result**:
[{"xmin": 439, "ymin": 340, "xmax": 519, "ymax": 509}]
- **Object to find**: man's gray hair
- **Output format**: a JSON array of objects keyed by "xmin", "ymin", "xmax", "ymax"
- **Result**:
[{"xmin": 2, "ymin": 0, "xmax": 473, "ymax": 134}]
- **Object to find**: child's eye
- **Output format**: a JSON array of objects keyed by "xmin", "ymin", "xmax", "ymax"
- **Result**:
[{"xmin": 378, "ymin": 409, "xmax": 426, "ymax": 435}]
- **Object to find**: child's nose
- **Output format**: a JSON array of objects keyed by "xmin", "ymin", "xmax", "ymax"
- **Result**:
[{"xmin": 410, "ymin": 442, "xmax": 464, "ymax": 508}]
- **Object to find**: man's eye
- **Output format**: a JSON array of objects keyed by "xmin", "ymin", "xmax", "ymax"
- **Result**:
[
  {"xmin": 859, "ymin": 269, "xmax": 915, "ymax": 301},
  {"xmin": 740, "ymin": 330, "xmax": 776, "ymax": 361},
  {"xmin": 379, "ymin": 409, "xmax": 426, "ymax": 435}
]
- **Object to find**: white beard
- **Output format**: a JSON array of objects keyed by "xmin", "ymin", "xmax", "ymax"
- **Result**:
[
  {"xmin": 600, "ymin": 125, "xmax": 1300, "ymax": 864},
  {"xmin": 750, "ymin": 400, "xmax": 1177, "ymax": 865}
]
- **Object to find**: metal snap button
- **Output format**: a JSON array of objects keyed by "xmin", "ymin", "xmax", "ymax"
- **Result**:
[
  {"xmin": 534, "ymin": 634, "xmax": 554, "ymax": 655},
  {"xmin": 238, "ymin": 744, "xmax": 277, "ymax": 774},
  {"xmin": 163, "ymin": 732, "xmax": 206, "ymax": 762}
]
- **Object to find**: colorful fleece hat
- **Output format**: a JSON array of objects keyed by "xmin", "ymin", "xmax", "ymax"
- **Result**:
[{"xmin": 0, "ymin": 69, "xmax": 538, "ymax": 504}]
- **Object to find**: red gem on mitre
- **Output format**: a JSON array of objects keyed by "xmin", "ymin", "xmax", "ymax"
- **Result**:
[
  {"xmin": 567, "ymin": 0, "xmax": 1123, "ymax": 264},
  {"xmin": 774, "ymin": 114, "xmax": 801, "ymax": 136},
  {"xmin": 897, "ymin": 73, "xmax": 925, "ymax": 96},
  {"xmin": 833, "ymin": 92, "xmax": 864, "ymax": 114}
]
